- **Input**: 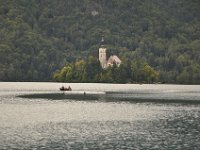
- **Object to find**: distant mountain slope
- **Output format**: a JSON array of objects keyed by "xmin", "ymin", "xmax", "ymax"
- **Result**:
[{"xmin": 0, "ymin": 0, "xmax": 200, "ymax": 83}]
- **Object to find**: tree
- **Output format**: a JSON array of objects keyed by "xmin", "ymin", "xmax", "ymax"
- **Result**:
[{"xmin": 0, "ymin": 0, "xmax": 199, "ymax": 84}]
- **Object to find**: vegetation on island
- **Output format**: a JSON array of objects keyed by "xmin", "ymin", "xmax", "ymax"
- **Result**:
[
  {"xmin": 53, "ymin": 56, "xmax": 159, "ymax": 83},
  {"xmin": 0, "ymin": 0, "xmax": 200, "ymax": 84}
]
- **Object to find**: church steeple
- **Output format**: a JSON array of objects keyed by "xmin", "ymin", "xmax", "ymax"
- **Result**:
[
  {"xmin": 100, "ymin": 37, "xmax": 104, "ymax": 46},
  {"xmin": 99, "ymin": 37, "xmax": 107, "ymax": 68}
]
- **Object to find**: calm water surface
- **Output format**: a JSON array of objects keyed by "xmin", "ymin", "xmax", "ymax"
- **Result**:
[{"xmin": 0, "ymin": 82, "xmax": 200, "ymax": 149}]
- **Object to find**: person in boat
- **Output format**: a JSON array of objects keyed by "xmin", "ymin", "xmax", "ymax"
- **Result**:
[
  {"xmin": 60, "ymin": 86, "xmax": 64, "ymax": 91},
  {"xmin": 68, "ymin": 86, "xmax": 72, "ymax": 91}
]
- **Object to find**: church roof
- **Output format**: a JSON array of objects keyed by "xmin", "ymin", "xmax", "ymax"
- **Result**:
[{"xmin": 107, "ymin": 55, "xmax": 122, "ymax": 65}]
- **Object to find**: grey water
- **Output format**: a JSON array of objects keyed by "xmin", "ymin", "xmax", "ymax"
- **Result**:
[{"xmin": 0, "ymin": 82, "xmax": 200, "ymax": 149}]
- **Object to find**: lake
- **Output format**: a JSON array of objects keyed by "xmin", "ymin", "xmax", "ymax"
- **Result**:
[{"xmin": 0, "ymin": 82, "xmax": 200, "ymax": 149}]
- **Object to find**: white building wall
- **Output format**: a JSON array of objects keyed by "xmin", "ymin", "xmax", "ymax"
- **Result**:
[{"xmin": 99, "ymin": 47, "xmax": 107, "ymax": 68}]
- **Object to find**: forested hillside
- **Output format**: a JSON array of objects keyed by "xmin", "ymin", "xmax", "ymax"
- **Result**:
[{"xmin": 0, "ymin": 0, "xmax": 200, "ymax": 83}]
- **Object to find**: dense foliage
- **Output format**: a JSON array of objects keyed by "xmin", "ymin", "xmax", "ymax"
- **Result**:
[
  {"xmin": 53, "ymin": 56, "xmax": 159, "ymax": 83},
  {"xmin": 0, "ymin": 0, "xmax": 200, "ymax": 83}
]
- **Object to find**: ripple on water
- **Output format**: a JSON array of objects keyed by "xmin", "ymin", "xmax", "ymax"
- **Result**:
[
  {"xmin": 1, "ymin": 103, "xmax": 200, "ymax": 149},
  {"xmin": 1, "ymin": 83, "xmax": 200, "ymax": 149}
]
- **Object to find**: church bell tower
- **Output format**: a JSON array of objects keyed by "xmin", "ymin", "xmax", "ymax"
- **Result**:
[{"xmin": 99, "ymin": 37, "xmax": 107, "ymax": 68}]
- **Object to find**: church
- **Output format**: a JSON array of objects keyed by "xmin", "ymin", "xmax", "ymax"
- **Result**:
[{"xmin": 98, "ymin": 38, "xmax": 122, "ymax": 69}]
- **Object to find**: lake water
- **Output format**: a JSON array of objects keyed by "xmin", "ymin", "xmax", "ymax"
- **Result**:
[{"xmin": 0, "ymin": 82, "xmax": 200, "ymax": 149}]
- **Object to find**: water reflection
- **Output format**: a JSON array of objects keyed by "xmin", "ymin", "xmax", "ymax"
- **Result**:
[
  {"xmin": 0, "ymin": 83, "xmax": 200, "ymax": 149},
  {"xmin": 18, "ymin": 91, "xmax": 200, "ymax": 104}
]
